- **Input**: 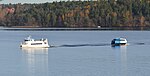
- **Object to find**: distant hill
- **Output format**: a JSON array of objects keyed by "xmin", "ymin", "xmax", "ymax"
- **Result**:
[{"xmin": 0, "ymin": 0, "xmax": 149, "ymax": 28}]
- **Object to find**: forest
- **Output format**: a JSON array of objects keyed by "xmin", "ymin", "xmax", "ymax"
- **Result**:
[{"xmin": 0, "ymin": 0, "xmax": 149, "ymax": 28}]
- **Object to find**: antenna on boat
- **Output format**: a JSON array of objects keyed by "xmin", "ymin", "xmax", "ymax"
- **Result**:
[{"xmin": 26, "ymin": 35, "xmax": 32, "ymax": 40}]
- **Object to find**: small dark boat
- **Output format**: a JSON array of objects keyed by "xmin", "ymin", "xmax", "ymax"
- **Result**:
[{"xmin": 111, "ymin": 38, "xmax": 127, "ymax": 46}]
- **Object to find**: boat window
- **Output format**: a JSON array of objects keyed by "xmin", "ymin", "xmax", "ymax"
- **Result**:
[
  {"xmin": 24, "ymin": 40, "xmax": 29, "ymax": 41},
  {"xmin": 31, "ymin": 43, "xmax": 42, "ymax": 45},
  {"xmin": 120, "ymin": 39, "xmax": 125, "ymax": 41}
]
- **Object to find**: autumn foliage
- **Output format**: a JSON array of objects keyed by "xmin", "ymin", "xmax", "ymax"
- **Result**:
[{"xmin": 0, "ymin": 0, "xmax": 149, "ymax": 28}]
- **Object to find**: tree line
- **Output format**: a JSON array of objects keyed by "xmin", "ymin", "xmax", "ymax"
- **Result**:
[{"xmin": 0, "ymin": 0, "xmax": 149, "ymax": 28}]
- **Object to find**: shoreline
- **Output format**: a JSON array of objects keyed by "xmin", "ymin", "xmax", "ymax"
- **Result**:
[
  {"xmin": 0, "ymin": 27, "xmax": 150, "ymax": 31},
  {"xmin": 0, "ymin": 27, "xmax": 112, "ymax": 31}
]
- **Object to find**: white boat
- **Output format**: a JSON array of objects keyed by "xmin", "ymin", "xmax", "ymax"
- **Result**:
[
  {"xmin": 111, "ymin": 38, "xmax": 127, "ymax": 46},
  {"xmin": 20, "ymin": 36, "xmax": 50, "ymax": 48}
]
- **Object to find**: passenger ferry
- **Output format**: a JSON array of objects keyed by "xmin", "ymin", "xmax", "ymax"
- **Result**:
[
  {"xmin": 20, "ymin": 36, "xmax": 50, "ymax": 48},
  {"xmin": 111, "ymin": 38, "xmax": 127, "ymax": 46}
]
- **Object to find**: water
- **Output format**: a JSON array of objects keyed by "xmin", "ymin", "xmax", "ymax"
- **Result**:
[{"xmin": 0, "ymin": 30, "xmax": 150, "ymax": 76}]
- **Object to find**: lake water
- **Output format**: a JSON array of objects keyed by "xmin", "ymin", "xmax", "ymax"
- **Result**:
[{"xmin": 0, "ymin": 30, "xmax": 150, "ymax": 76}]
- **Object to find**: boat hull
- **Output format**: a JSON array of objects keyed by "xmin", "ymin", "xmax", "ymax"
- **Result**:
[
  {"xmin": 20, "ymin": 44, "xmax": 50, "ymax": 48},
  {"xmin": 111, "ymin": 43, "xmax": 127, "ymax": 47}
]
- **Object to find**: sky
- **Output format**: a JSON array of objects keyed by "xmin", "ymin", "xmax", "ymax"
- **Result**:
[{"xmin": 0, "ymin": 0, "xmax": 63, "ymax": 4}]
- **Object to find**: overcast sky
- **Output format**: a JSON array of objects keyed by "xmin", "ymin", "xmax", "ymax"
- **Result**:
[{"xmin": 0, "ymin": 0, "xmax": 64, "ymax": 4}]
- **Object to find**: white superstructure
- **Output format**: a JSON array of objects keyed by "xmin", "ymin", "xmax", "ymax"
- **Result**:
[{"xmin": 20, "ymin": 36, "xmax": 50, "ymax": 48}]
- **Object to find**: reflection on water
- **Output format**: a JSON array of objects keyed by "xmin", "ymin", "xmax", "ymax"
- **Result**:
[
  {"xmin": 112, "ymin": 46, "xmax": 127, "ymax": 76},
  {"xmin": 21, "ymin": 48, "xmax": 48, "ymax": 76},
  {"xmin": 22, "ymin": 48, "xmax": 48, "ymax": 55}
]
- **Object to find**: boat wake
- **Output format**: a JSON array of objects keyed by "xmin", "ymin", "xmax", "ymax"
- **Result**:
[
  {"xmin": 58, "ymin": 43, "xmax": 110, "ymax": 48},
  {"xmin": 132, "ymin": 42, "xmax": 145, "ymax": 45},
  {"xmin": 49, "ymin": 42, "xmax": 150, "ymax": 48}
]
